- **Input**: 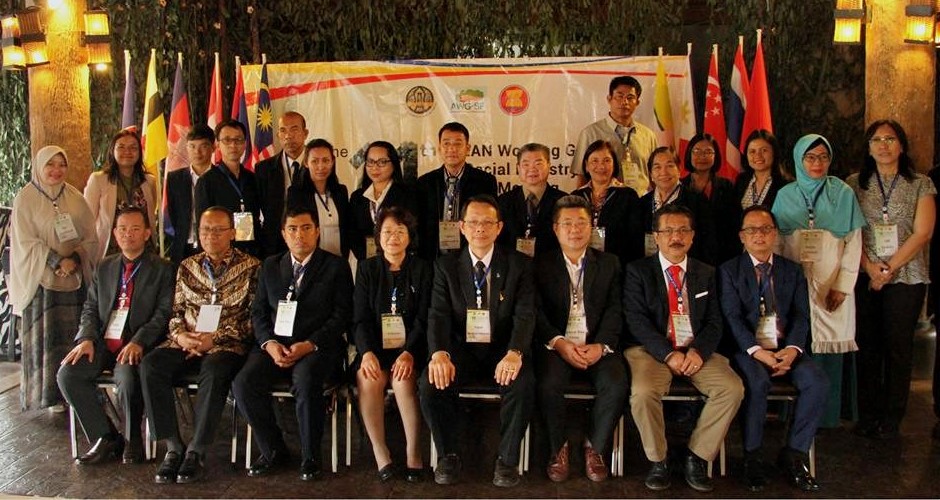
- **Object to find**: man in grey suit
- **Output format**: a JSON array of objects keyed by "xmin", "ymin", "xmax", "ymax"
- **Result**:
[{"xmin": 57, "ymin": 206, "xmax": 175, "ymax": 465}]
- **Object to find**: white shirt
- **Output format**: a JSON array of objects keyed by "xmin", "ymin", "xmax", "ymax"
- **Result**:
[
  {"xmin": 289, "ymin": 252, "xmax": 314, "ymax": 290},
  {"xmin": 743, "ymin": 253, "xmax": 803, "ymax": 356},
  {"xmin": 658, "ymin": 252, "xmax": 688, "ymax": 303},
  {"xmin": 468, "ymin": 245, "xmax": 494, "ymax": 306},
  {"xmin": 363, "ymin": 180, "xmax": 393, "ymax": 223}
]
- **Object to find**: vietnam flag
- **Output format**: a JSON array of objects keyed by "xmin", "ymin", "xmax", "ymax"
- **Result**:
[
  {"xmin": 727, "ymin": 36, "xmax": 749, "ymax": 171},
  {"xmin": 703, "ymin": 44, "xmax": 734, "ymax": 180},
  {"xmin": 141, "ymin": 48, "xmax": 167, "ymax": 181},
  {"xmin": 740, "ymin": 29, "xmax": 773, "ymax": 146},
  {"xmin": 166, "ymin": 53, "xmax": 191, "ymax": 173},
  {"xmin": 207, "ymin": 52, "xmax": 223, "ymax": 164},
  {"xmin": 251, "ymin": 57, "xmax": 275, "ymax": 171},
  {"xmin": 652, "ymin": 48, "xmax": 675, "ymax": 149},
  {"xmin": 121, "ymin": 50, "xmax": 137, "ymax": 132},
  {"xmin": 230, "ymin": 56, "xmax": 253, "ymax": 169}
]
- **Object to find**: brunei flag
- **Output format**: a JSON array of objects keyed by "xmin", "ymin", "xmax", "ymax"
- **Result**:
[{"xmin": 141, "ymin": 48, "xmax": 167, "ymax": 181}]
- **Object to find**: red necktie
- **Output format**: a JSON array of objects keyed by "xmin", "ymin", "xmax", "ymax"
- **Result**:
[
  {"xmin": 107, "ymin": 261, "xmax": 135, "ymax": 353},
  {"xmin": 667, "ymin": 265, "xmax": 682, "ymax": 346}
]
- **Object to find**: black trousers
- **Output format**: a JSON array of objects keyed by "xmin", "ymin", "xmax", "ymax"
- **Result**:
[
  {"xmin": 535, "ymin": 350, "xmax": 628, "ymax": 457},
  {"xmin": 232, "ymin": 347, "xmax": 339, "ymax": 462}
]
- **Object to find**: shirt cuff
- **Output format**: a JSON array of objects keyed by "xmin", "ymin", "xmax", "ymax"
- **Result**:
[
  {"xmin": 260, "ymin": 339, "xmax": 279, "ymax": 350},
  {"xmin": 546, "ymin": 335, "xmax": 565, "ymax": 350},
  {"xmin": 746, "ymin": 345, "xmax": 762, "ymax": 356},
  {"xmin": 785, "ymin": 345, "xmax": 803, "ymax": 355}
]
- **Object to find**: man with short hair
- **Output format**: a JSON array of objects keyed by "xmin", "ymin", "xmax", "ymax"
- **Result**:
[
  {"xmin": 719, "ymin": 205, "xmax": 827, "ymax": 492},
  {"xmin": 57, "ymin": 207, "xmax": 175, "ymax": 465},
  {"xmin": 255, "ymin": 111, "xmax": 310, "ymax": 258},
  {"xmin": 571, "ymin": 76, "xmax": 658, "ymax": 195},
  {"xmin": 165, "ymin": 125, "xmax": 215, "ymax": 264},
  {"xmin": 623, "ymin": 204, "xmax": 743, "ymax": 493},
  {"xmin": 497, "ymin": 143, "xmax": 567, "ymax": 257}
]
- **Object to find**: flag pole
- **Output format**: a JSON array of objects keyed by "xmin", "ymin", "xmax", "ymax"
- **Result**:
[{"xmin": 687, "ymin": 42, "xmax": 692, "ymax": 56}]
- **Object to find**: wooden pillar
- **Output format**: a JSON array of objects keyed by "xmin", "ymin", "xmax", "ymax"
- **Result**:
[
  {"xmin": 27, "ymin": 0, "xmax": 91, "ymax": 190},
  {"xmin": 865, "ymin": 0, "xmax": 936, "ymax": 172}
]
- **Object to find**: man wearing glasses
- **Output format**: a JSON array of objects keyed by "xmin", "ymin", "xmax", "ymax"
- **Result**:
[
  {"xmin": 497, "ymin": 143, "xmax": 567, "ymax": 258},
  {"xmin": 623, "ymin": 204, "xmax": 743, "ymax": 493},
  {"xmin": 719, "ymin": 205, "xmax": 827, "ymax": 492}
]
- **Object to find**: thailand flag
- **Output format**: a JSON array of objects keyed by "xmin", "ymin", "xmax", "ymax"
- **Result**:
[{"xmin": 727, "ymin": 36, "xmax": 749, "ymax": 172}]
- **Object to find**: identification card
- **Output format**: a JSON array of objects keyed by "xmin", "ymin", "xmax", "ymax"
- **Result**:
[
  {"xmin": 564, "ymin": 310, "xmax": 588, "ymax": 346},
  {"xmin": 622, "ymin": 159, "xmax": 640, "ymax": 191},
  {"xmin": 366, "ymin": 238, "xmax": 378, "ymax": 259},
  {"xmin": 873, "ymin": 223, "xmax": 898, "ymax": 257},
  {"xmin": 590, "ymin": 227, "xmax": 606, "ymax": 251},
  {"xmin": 54, "ymin": 213, "xmax": 79, "ymax": 242},
  {"xmin": 274, "ymin": 300, "xmax": 297, "ymax": 337},
  {"xmin": 381, "ymin": 313, "xmax": 406, "ymax": 349},
  {"xmin": 799, "ymin": 230, "xmax": 823, "ymax": 262},
  {"xmin": 755, "ymin": 314, "xmax": 779, "ymax": 350},
  {"xmin": 465, "ymin": 308, "xmax": 491, "ymax": 343},
  {"xmin": 104, "ymin": 308, "xmax": 128, "ymax": 340},
  {"xmin": 644, "ymin": 232, "xmax": 657, "ymax": 257},
  {"xmin": 671, "ymin": 313, "xmax": 694, "ymax": 347},
  {"xmin": 234, "ymin": 212, "xmax": 255, "ymax": 241},
  {"xmin": 516, "ymin": 237, "xmax": 536, "ymax": 257},
  {"xmin": 439, "ymin": 221, "xmax": 461, "ymax": 250},
  {"xmin": 195, "ymin": 304, "xmax": 223, "ymax": 333}
]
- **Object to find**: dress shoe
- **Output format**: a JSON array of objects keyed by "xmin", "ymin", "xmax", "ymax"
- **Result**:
[
  {"xmin": 300, "ymin": 459, "xmax": 322, "ymax": 481},
  {"xmin": 154, "ymin": 451, "xmax": 182, "ymax": 484},
  {"xmin": 644, "ymin": 460, "xmax": 671, "ymax": 491},
  {"xmin": 854, "ymin": 418, "xmax": 880, "ymax": 438},
  {"xmin": 76, "ymin": 435, "xmax": 124, "ymax": 465},
  {"xmin": 492, "ymin": 458, "xmax": 520, "ymax": 488},
  {"xmin": 247, "ymin": 450, "xmax": 290, "ymax": 477},
  {"xmin": 684, "ymin": 452, "xmax": 713, "ymax": 492},
  {"xmin": 175, "ymin": 451, "xmax": 205, "ymax": 484},
  {"xmin": 377, "ymin": 463, "xmax": 396, "ymax": 482},
  {"xmin": 434, "ymin": 454, "xmax": 461, "ymax": 485},
  {"xmin": 777, "ymin": 449, "xmax": 820, "ymax": 492},
  {"xmin": 405, "ymin": 467, "xmax": 424, "ymax": 483},
  {"xmin": 584, "ymin": 442, "xmax": 608, "ymax": 482},
  {"xmin": 546, "ymin": 442, "xmax": 570, "ymax": 482},
  {"xmin": 742, "ymin": 456, "xmax": 767, "ymax": 492},
  {"xmin": 122, "ymin": 438, "xmax": 144, "ymax": 464}
]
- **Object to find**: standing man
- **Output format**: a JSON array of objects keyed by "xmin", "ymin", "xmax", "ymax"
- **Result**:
[
  {"xmin": 719, "ymin": 205, "xmax": 827, "ymax": 492},
  {"xmin": 571, "ymin": 76, "xmax": 658, "ymax": 195},
  {"xmin": 497, "ymin": 143, "xmax": 567, "ymax": 258},
  {"xmin": 622, "ymin": 204, "xmax": 743, "ymax": 493},
  {"xmin": 534, "ymin": 196, "xmax": 627, "ymax": 483},
  {"xmin": 165, "ymin": 125, "xmax": 215, "ymax": 265},
  {"xmin": 234, "ymin": 206, "xmax": 353, "ymax": 481},
  {"xmin": 417, "ymin": 122, "xmax": 498, "ymax": 260},
  {"xmin": 255, "ymin": 111, "xmax": 310, "ymax": 258},
  {"xmin": 58, "ymin": 207, "xmax": 175, "ymax": 465},
  {"xmin": 141, "ymin": 206, "xmax": 260, "ymax": 484},
  {"xmin": 419, "ymin": 195, "xmax": 535, "ymax": 488}
]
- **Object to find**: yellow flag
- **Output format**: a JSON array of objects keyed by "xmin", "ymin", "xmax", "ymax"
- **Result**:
[
  {"xmin": 653, "ymin": 53, "xmax": 675, "ymax": 148},
  {"xmin": 142, "ymin": 48, "xmax": 167, "ymax": 178}
]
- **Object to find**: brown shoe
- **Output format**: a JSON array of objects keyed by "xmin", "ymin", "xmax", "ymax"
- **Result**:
[
  {"xmin": 546, "ymin": 442, "xmax": 570, "ymax": 482},
  {"xmin": 584, "ymin": 443, "xmax": 608, "ymax": 482}
]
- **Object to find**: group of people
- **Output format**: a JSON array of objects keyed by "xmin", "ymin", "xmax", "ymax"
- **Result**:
[{"xmin": 7, "ymin": 74, "xmax": 937, "ymax": 494}]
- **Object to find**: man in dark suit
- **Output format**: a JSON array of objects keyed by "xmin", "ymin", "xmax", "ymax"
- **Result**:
[
  {"xmin": 719, "ymin": 205, "xmax": 827, "ymax": 492},
  {"xmin": 57, "ymin": 207, "xmax": 175, "ymax": 465},
  {"xmin": 165, "ymin": 125, "xmax": 215, "ymax": 264},
  {"xmin": 416, "ymin": 122, "xmax": 498, "ymax": 260},
  {"xmin": 233, "ymin": 205, "xmax": 353, "ymax": 480},
  {"xmin": 534, "ymin": 195, "xmax": 627, "ymax": 483},
  {"xmin": 255, "ymin": 111, "xmax": 309, "ymax": 258},
  {"xmin": 623, "ymin": 204, "xmax": 743, "ymax": 493},
  {"xmin": 497, "ymin": 143, "xmax": 566, "ymax": 257},
  {"xmin": 419, "ymin": 195, "xmax": 535, "ymax": 488}
]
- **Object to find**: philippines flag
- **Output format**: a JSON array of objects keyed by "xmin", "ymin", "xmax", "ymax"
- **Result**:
[
  {"xmin": 726, "ymin": 36, "xmax": 749, "ymax": 172},
  {"xmin": 251, "ymin": 59, "xmax": 275, "ymax": 171},
  {"xmin": 740, "ymin": 29, "xmax": 774, "ymax": 145},
  {"xmin": 121, "ymin": 50, "xmax": 137, "ymax": 132},
  {"xmin": 207, "ymin": 52, "xmax": 223, "ymax": 164},
  {"xmin": 703, "ymin": 44, "xmax": 734, "ymax": 180},
  {"xmin": 230, "ymin": 56, "xmax": 253, "ymax": 169}
]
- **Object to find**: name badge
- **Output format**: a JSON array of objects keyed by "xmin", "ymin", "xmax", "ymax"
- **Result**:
[
  {"xmin": 234, "ymin": 212, "xmax": 255, "ymax": 241},
  {"xmin": 799, "ymin": 229, "xmax": 823, "ymax": 262},
  {"xmin": 644, "ymin": 232, "xmax": 657, "ymax": 257},
  {"xmin": 622, "ymin": 158, "xmax": 641, "ymax": 190},
  {"xmin": 516, "ymin": 237, "xmax": 536, "ymax": 257},
  {"xmin": 873, "ymin": 223, "xmax": 898, "ymax": 257},
  {"xmin": 439, "ymin": 221, "xmax": 461, "ymax": 250},
  {"xmin": 590, "ymin": 227, "xmax": 606, "ymax": 252},
  {"xmin": 195, "ymin": 304, "xmax": 223, "ymax": 333},
  {"xmin": 366, "ymin": 238, "xmax": 378, "ymax": 259},
  {"xmin": 274, "ymin": 300, "xmax": 297, "ymax": 337},
  {"xmin": 381, "ymin": 313, "xmax": 406, "ymax": 349},
  {"xmin": 466, "ymin": 308, "xmax": 491, "ymax": 343},
  {"xmin": 671, "ymin": 313, "xmax": 694, "ymax": 348},
  {"xmin": 755, "ymin": 314, "xmax": 779, "ymax": 350},
  {"xmin": 105, "ymin": 308, "xmax": 129, "ymax": 341},
  {"xmin": 564, "ymin": 310, "xmax": 588, "ymax": 346},
  {"xmin": 54, "ymin": 213, "xmax": 79, "ymax": 243}
]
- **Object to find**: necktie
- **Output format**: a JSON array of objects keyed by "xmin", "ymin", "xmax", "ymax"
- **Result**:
[
  {"xmin": 667, "ymin": 265, "xmax": 682, "ymax": 345},
  {"xmin": 756, "ymin": 262, "xmax": 773, "ymax": 313},
  {"xmin": 614, "ymin": 124, "xmax": 626, "ymax": 142},
  {"xmin": 290, "ymin": 161, "xmax": 301, "ymax": 187},
  {"xmin": 107, "ymin": 261, "xmax": 136, "ymax": 353},
  {"xmin": 526, "ymin": 193, "xmax": 538, "ymax": 226},
  {"xmin": 445, "ymin": 176, "xmax": 459, "ymax": 221},
  {"xmin": 474, "ymin": 261, "xmax": 488, "ymax": 308},
  {"xmin": 292, "ymin": 261, "xmax": 304, "ymax": 292}
]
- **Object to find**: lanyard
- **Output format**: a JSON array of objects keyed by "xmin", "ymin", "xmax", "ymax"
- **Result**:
[
  {"xmin": 570, "ymin": 260, "xmax": 585, "ymax": 308},
  {"xmin": 369, "ymin": 200, "xmax": 378, "ymax": 224},
  {"xmin": 653, "ymin": 184, "xmax": 681, "ymax": 213},
  {"xmin": 750, "ymin": 177, "xmax": 771, "ymax": 206},
  {"xmin": 472, "ymin": 263, "xmax": 492, "ymax": 309},
  {"xmin": 316, "ymin": 190, "xmax": 332, "ymax": 216},
  {"xmin": 875, "ymin": 171, "xmax": 900, "ymax": 223},
  {"xmin": 664, "ymin": 267, "xmax": 686, "ymax": 314},
  {"xmin": 202, "ymin": 257, "xmax": 228, "ymax": 304},
  {"xmin": 618, "ymin": 125, "xmax": 636, "ymax": 148},
  {"xmin": 797, "ymin": 185, "xmax": 826, "ymax": 229},
  {"xmin": 285, "ymin": 262, "xmax": 307, "ymax": 301},
  {"xmin": 32, "ymin": 182, "xmax": 66, "ymax": 211},
  {"xmin": 757, "ymin": 267, "xmax": 773, "ymax": 316},
  {"xmin": 119, "ymin": 261, "xmax": 142, "ymax": 306},
  {"xmin": 588, "ymin": 188, "xmax": 612, "ymax": 226},
  {"xmin": 217, "ymin": 166, "xmax": 246, "ymax": 212},
  {"xmin": 390, "ymin": 286, "xmax": 399, "ymax": 315}
]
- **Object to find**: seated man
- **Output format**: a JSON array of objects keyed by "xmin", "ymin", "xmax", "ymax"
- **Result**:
[
  {"xmin": 58, "ymin": 207, "xmax": 175, "ymax": 465},
  {"xmin": 622, "ymin": 204, "xmax": 743, "ymax": 493},
  {"xmin": 234, "ymin": 205, "xmax": 353, "ymax": 481},
  {"xmin": 535, "ymin": 195, "xmax": 627, "ymax": 482},
  {"xmin": 419, "ymin": 194, "xmax": 535, "ymax": 488},
  {"xmin": 141, "ymin": 206, "xmax": 260, "ymax": 484},
  {"xmin": 718, "ymin": 205, "xmax": 828, "ymax": 492}
]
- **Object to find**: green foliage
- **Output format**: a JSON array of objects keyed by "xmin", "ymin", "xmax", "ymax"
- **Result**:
[{"xmin": 0, "ymin": 71, "xmax": 30, "ymax": 206}]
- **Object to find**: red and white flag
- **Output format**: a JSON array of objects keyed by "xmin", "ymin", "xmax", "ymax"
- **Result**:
[
  {"xmin": 207, "ymin": 52, "xmax": 223, "ymax": 164},
  {"xmin": 740, "ymin": 29, "xmax": 773, "ymax": 146},
  {"xmin": 703, "ymin": 44, "xmax": 734, "ymax": 181}
]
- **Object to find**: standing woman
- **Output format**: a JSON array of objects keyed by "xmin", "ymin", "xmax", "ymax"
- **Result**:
[
  {"xmin": 353, "ymin": 207, "xmax": 431, "ymax": 482},
  {"xmin": 772, "ymin": 134, "xmax": 865, "ymax": 428},
  {"xmin": 847, "ymin": 120, "xmax": 936, "ymax": 438},
  {"xmin": 84, "ymin": 129, "xmax": 158, "ymax": 259},
  {"xmin": 289, "ymin": 138, "xmax": 352, "ymax": 259},
  {"xmin": 10, "ymin": 146, "xmax": 98, "ymax": 411},
  {"xmin": 682, "ymin": 133, "xmax": 739, "ymax": 263},
  {"xmin": 349, "ymin": 141, "xmax": 416, "ymax": 261},
  {"xmin": 735, "ymin": 130, "xmax": 785, "ymax": 210}
]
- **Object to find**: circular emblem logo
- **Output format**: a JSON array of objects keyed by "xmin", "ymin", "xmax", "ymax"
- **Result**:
[
  {"xmin": 499, "ymin": 85, "xmax": 529, "ymax": 116},
  {"xmin": 405, "ymin": 86, "xmax": 435, "ymax": 116}
]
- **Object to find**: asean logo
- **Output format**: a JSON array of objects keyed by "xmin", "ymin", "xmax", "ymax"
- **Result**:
[
  {"xmin": 405, "ymin": 86, "xmax": 435, "ymax": 116},
  {"xmin": 499, "ymin": 85, "xmax": 529, "ymax": 116}
]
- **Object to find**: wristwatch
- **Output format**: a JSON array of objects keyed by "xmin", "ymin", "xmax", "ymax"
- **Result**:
[{"xmin": 602, "ymin": 344, "xmax": 615, "ymax": 356}]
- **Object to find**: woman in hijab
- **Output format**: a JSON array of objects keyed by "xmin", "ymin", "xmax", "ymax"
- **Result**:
[
  {"xmin": 10, "ymin": 145, "xmax": 98, "ymax": 411},
  {"xmin": 772, "ymin": 134, "xmax": 865, "ymax": 428}
]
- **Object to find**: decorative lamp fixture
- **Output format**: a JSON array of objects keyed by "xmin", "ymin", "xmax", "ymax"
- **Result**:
[
  {"xmin": 833, "ymin": 0, "xmax": 866, "ymax": 44},
  {"xmin": 17, "ymin": 7, "xmax": 47, "ymax": 66},
  {"xmin": 1, "ymin": 14, "xmax": 25, "ymax": 70},
  {"xmin": 904, "ymin": 1, "xmax": 935, "ymax": 44},
  {"xmin": 83, "ymin": 10, "xmax": 111, "ymax": 70}
]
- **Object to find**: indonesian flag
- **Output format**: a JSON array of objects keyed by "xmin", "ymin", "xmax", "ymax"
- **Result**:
[
  {"xmin": 141, "ymin": 48, "xmax": 167, "ymax": 181},
  {"xmin": 727, "ymin": 36, "xmax": 749, "ymax": 170},
  {"xmin": 207, "ymin": 52, "xmax": 223, "ymax": 164},
  {"xmin": 740, "ymin": 29, "xmax": 773, "ymax": 145},
  {"xmin": 703, "ymin": 45, "xmax": 734, "ymax": 181}
]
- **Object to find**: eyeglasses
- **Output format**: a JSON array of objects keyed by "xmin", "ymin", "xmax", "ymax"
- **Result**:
[
  {"xmin": 200, "ymin": 226, "xmax": 232, "ymax": 235},
  {"xmin": 366, "ymin": 158, "xmax": 392, "ymax": 168},
  {"xmin": 869, "ymin": 136, "xmax": 898, "ymax": 146},
  {"xmin": 218, "ymin": 138, "xmax": 246, "ymax": 146},
  {"xmin": 380, "ymin": 229, "xmax": 408, "ymax": 239},
  {"xmin": 691, "ymin": 149, "xmax": 715, "ymax": 156},
  {"xmin": 462, "ymin": 220, "xmax": 499, "ymax": 229},
  {"xmin": 655, "ymin": 227, "xmax": 693, "ymax": 237},
  {"xmin": 557, "ymin": 220, "xmax": 591, "ymax": 230},
  {"xmin": 740, "ymin": 225, "xmax": 776, "ymax": 236},
  {"xmin": 802, "ymin": 153, "xmax": 831, "ymax": 164}
]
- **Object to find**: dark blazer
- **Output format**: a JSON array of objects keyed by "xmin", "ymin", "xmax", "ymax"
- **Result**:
[
  {"xmin": 255, "ymin": 152, "xmax": 299, "ymax": 258},
  {"xmin": 427, "ymin": 246, "xmax": 535, "ymax": 359},
  {"xmin": 534, "ymin": 248, "xmax": 622, "ymax": 349},
  {"xmin": 622, "ymin": 254, "xmax": 723, "ymax": 362},
  {"xmin": 164, "ymin": 168, "xmax": 198, "ymax": 264},
  {"xmin": 733, "ymin": 172, "xmax": 784, "ymax": 210},
  {"xmin": 416, "ymin": 164, "xmax": 498, "ymax": 260},
  {"xmin": 194, "ymin": 164, "xmax": 262, "ymax": 255},
  {"xmin": 349, "ymin": 181, "xmax": 418, "ymax": 260},
  {"xmin": 251, "ymin": 248, "xmax": 353, "ymax": 355},
  {"xmin": 497, "ymin": 185, "xmax": 567, "ymax": 257},
  {"xmin": 75, "ymin": 251, "xmax": 175, "ymax": 349},
  {"xmin": 571, "ymin": 185, "xmax": 644, "ymax": 267},
  {"xmin": 718, "ymin": 252, "xmax": 810, "ymax": 353},
  {"xmin": 286, "ymin": 178, "xmax": 353, "ymax": 259},
  {"xmin": 352, "ymin": 253, "xmax": 432, "ymax": 362},
  {"xmin": 639, "ymin": 185, "xmax": 719, "ymax": 266},
  {"xmin": 682, "ymin": 175, "xmax": 741, "ymax": 265}
]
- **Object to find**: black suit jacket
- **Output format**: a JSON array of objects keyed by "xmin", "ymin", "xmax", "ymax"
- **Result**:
[
  {"xmin": 251, "ymin": 248, "xmax": 353, "ymax": 355},
  {"xmin": 75, "ymin": 251, "xmax": 175, "ymax": 349},
  {"xmin": 639, "ymin": 186, "xmax": 719, "ymax": 266},
  {"xmin": 534, "ymin": 248, "xmax": 622, "ymax": 349},
  {"xmin": 416, "ymin": 164, "xmax": 498, "ymax": 260},
  {"xmin": 286, "ymin": 178, "xmax": 353, "ymax": 259},
  {"xmin": 194, "ymin": 164, "xmax": 262, "ymax": 255},
  {"xmin": 497, "ymin": 185, "xmax": 567, "ymax": 257},
  {"xmin": 718, "ymin": 252, "xmax": 810, "ymax": 353},
  {"xmin": 255, "ymin": 152, "xmax": 299, "ymax": 258},
  {"xmin": 570, "ymin": 185, "xmax": 644, "ymax": 267},
  {"xmin": 164, "ymin": 168, "xmax": 197, "ymax": 264},
  {"xmin": 622, "ymin": 254, "xmax": 723, "ymax": 362},
  {"xmin": 349, "ymin": 181, "xmax": 418, "ymax": 260},
  {"xmin": 427, "ymin": 246, "xmax": 535, "ymax": 360},
  {"xmin": 682, "ymin": 175, "xmax": 741, "ymax": 264}
]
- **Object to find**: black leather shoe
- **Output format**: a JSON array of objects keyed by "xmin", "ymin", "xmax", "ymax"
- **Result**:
[
  {"xmin": 76, "ymin": 436, "xmax": 124, "ymax": 465},
  {"xmin": 377, "ymin": 463, "xmax": 396, "ymax": 482},
  {"xmin": 247, "ymin": 450, "xmax": 290, "ymax": 477},
  {"xmin": 300, "ymin": 459, "xmax": 322, "ymax": 481},
  {"xmin": 777, "ymin": 449, "xmax": 820, "ymax": 492},
  {"xmin": 154, "ymin": 451, "xmax": 182, "ymax": 484},
  {"xmin": 644, "ymin": 460, "xmax": 671, "ymax": 491},
  {"xmin": 405, "ymin": 467, "xmax": 424, "ymax": 483},
  {"xmin": 175, "ymin": 451, "xmax": 205, "ymax": 484},
  {"xmin": 742, "ymin": 456, "xmax": 767, "ymax": 492},
  {"xmin": 492, "ymin": 458, "xmax": 520, "ymax": 488},
  {"xmin": 122, "ymin": 438, "xmax": 144, "ymax": 465},
  {"xmin": 684, "ymin": 452, "xmax": 713, "ymax": 492},
  {"xmin": 434, "ymin": 453, "xmax": 461, "ymax": 485}
]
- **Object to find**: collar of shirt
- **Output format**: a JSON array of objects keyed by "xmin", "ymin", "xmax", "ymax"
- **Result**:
[
  {"xmin": 658, "ymin": 252, "xmax": 688, "ymax": 275},
  {"xmin": 563, "ymin": 250, "xmax": 586, "ymax": 275},
  {"xmin": 290, "ymin": 251, "xmax": 313, "ymax": 288},
  {"xmin": 442, "ymin": 164, "xmax": 465, "ymax": 182},
  {"xmin": 363, "ymin": 179, "xmax": 393, "ymax": 205},
  {"xmin": 469, "ymin": 245, "xmax": 495, "ymax": 270},
  {"xmin": 522, "ymin": 184, "xmax": 547, "ymax": 204},
  {"xmin": 121, "ymin": 254, "xmax": 143, "ymax": 267},
  {"xmin": 605, "ymin": 113, "xmax": 634, "ymax": 134},
  {"xmin": 205, "ymin": 249, "xmax": 236, "ymax": 273},
  {"xmin": 189, "ymin": 166, "xmax": 206, "ymax": 186},
  {"xmin": 748, "ymin": 253, "xmax": 775, "ymax": 268}
]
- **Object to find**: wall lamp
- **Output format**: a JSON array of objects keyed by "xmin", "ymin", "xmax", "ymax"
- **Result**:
[
  {"xmin": 1, "ymin": 6, "xmax": 111, "ymax": 71},
  {"xmin": 833, "ymin": 0, "xmax": 867, "ymax": 45}
]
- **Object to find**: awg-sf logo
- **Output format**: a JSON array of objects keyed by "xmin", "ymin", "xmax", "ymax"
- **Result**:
[
  {"xmin": 405, "ymin": 86, "xmax": 435, "ymax": 116},
  {"xmin": 499, "ymin": 85, "xmax": 529, "ymax": 116},
  {"xmin": 450, "ymin": 88, "xmax": 486, "ymax": 113}
]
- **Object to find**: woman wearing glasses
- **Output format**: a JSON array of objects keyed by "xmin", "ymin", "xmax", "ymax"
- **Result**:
[
  {"xmin": 846, "ymin": 120, "xmax": 936, "ymax": 439},
  {"xmin": 288, "ymin": 138, "xmax": 352, "ymax": 258},
  {"xmin": 349, "ymin": 141, "xmax": 416, "ymax": 261},
  {"xmin": 681, "ymin": 133, "xmax": 740, "ymax": 264},
  {"xmin": 772, "ymin": 134, "xmax": 865, "ymax": 429},
  {"xmin": 735, "ymin": 130, "xmax": 786, "ymax": 210}
]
